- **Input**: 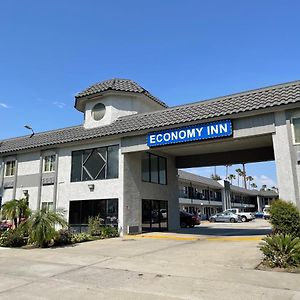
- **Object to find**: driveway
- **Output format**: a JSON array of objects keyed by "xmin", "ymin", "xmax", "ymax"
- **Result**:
[{"xmin": 0, "ymin": 220, "xmax": 299, "ymax": 299}]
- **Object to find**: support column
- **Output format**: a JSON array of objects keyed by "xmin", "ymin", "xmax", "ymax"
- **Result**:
[
  {"xmin": 256, "ymin": 196, "xmax": 262, "ymax": 212},
  {"xmin": 37, "ymin": 152, "xmax": 43, "ymax": 210},
  {"xmin": 0, "ymin": 160, "xmax": 4, "ymax": 204},
  {"xmin": 53, "ymin": 151, "xmax": 59, "ymax": 211},
  {"xmin": 272, "ymin": 111, "xmax": 300, "ymax": 207},
  {"xmin": 12, "ymin": 157, "xmax": 18, "ymax": 200}
]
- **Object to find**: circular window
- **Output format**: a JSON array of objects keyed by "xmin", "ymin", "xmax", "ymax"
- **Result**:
[{"xmin": 92, "ymin": 103, "xmax": 106, "ymax": 121}]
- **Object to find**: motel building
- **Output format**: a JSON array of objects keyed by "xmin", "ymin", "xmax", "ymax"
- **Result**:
[
  {"xmin": 178, "ymin": 170, "xmax": 278, "ymax": 220},
  {"xmin": 0, "ymin": 78, "xmax": 299, "ymax": 234}
]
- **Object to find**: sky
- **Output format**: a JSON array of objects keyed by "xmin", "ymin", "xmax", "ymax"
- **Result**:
[{"xmin": 1, "ymin": 0, "xmax": 300, "ymax": 189}]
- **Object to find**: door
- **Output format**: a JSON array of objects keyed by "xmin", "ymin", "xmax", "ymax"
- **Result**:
[{"xmin": 142, "ymin": 199, "xmax": 168, "ymax": 232}]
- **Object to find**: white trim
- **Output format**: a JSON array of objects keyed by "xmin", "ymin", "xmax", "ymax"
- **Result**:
[
  {"xmin": 4, "ymin": 160, "xmax": 16, "ymax": 177},
  {"xmin": 43, "ymin": 155, "xmax": 56, "ymax": 173},
  {"xmin": 291, "ymin": 115, "xmax": 300, "ymax": 145}
]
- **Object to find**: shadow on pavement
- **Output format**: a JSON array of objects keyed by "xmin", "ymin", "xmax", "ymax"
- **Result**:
[{"xmin": 171, "ymin": 226, "xmax": 272, "ymax": 237}]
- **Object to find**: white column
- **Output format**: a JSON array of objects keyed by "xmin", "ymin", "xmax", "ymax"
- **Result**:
[{"xmin": 272, "ymin": 111, "xmax": 300, "ymax": 207}]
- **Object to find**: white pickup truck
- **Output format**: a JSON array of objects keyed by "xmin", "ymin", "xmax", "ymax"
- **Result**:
[{"xmin": 225, "ymin": 209, "xmax": 255, "ymax": 222}]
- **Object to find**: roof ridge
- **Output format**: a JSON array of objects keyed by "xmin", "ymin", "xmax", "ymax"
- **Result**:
[
  {"xmin": 0, "ymin": 124, "xmax": 83, "ymax": 143},
  {"xmin": 117, "ymin": 79, "xmax": 300, "ymax": 121},
  {"xmin": 174, "ymin": 79, "xmax": 300, "ymax": 108}
]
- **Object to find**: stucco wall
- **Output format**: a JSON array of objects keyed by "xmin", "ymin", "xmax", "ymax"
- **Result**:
[
  {"xmin": 84, "ymin": 94, "xmax": 163, "ymax": 129},
  {"xmin": 55, "ymin": 139, "xmax": 124, "ymax": 229},
  {"xmin": 273, "ymin": 110, "xmax": 300, "ymax": 208},
  {"xmin": 123, "ymin": 151, "xmax": 179, "ymax": 234}
]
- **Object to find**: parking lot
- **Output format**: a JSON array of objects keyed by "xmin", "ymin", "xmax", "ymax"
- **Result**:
[{"xmin": 0, "ymin": 219, "xmax": 299, "ymax": 299}]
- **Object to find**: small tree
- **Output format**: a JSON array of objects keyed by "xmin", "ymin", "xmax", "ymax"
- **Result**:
[
  {"xmin": 269, "ymin": 200, "xmax": 300, "ymax": 237},
  {"xmin": 1, "ymin": 198, "xmax": 31, "ymax": 228},
  {"xmin": 211, "ymin": 173, "xmax": 221, "ymax": 181},
  {"xmin": 28, "ymin": 209, "xmax": 67, "ymax": 247}
]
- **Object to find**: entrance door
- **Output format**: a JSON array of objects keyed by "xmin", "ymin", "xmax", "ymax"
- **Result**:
[{"xmin": 142, "ymin": 199, "xmax": 168, "ymax": 232}]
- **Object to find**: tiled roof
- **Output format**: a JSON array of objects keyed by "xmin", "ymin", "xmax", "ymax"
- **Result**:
[
  {"xmin": 75, "ymin": 78, "xmax": 168, "ymax": 108},
  {"xmin": 178, "ymin": 170, "xmax": 223, "ymax": 189},
  {"xmin": 1, "ymin": 80, "xmax": 300, "ymax": 154}
]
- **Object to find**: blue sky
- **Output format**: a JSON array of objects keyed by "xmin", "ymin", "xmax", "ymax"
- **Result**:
[{"xmin": 1, "ymin": 0, "xmax": 299, "ymax": 188}]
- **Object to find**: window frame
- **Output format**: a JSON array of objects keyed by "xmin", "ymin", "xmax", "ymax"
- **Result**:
[
  {"xmin": 291, "ymin": 116, "xmax": 300, "ymax": 145},
  {"xmin": 41, "ymin": 202, "xmax": 54, "ymax": 211},
  {"xmin": 4, "ymin": 160, "xmax": 16, "ymax": 177},
  {"xmin": 43, "ymin": 155, "xmax": 56, "ymax": 173},
  {"xmin": 141, "ymin": 152, "xmax": 167, "ymax": 185},
  {"xmin": 70, "ymin": 145, "xmax": 119, "ymax": 183}
]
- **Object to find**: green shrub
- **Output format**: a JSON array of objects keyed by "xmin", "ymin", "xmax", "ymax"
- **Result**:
[
  {"xmin": 260, "ymin": 234, "xmax": 300, "ymax": 268},
  {"xmin": 88, "ymin": 216, "xmax": 103, "ymax": 236},
  {"xmin": 269, "ymin": 200, "xmax": 300, "ymax": 237},
  {"xmin": 54, "ymin": 229, "xmax": 72, "ymax": 246},
  {"xmin": 70, "ymin": 233, "xmax": 91, "ymax": 243},
  {"xmin": 100, "ymin": 226, "xmax": 119, "ymax": 238},
  {"xmin": 29, "ymin": 209, "xmax": 67, "ymax": 248},
  {"xmin": 0, "ymin": 228, "xmax": 27, "ymax": 247}
]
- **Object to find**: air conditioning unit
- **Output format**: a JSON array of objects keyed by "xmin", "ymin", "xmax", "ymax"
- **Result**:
[{"xmin": 127, "ymin": 225, "xmax": 140, "ymax": 235}]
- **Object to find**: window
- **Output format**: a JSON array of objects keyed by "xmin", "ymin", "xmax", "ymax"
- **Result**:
[
  {"xmin": 71, "ymin": 145, "xmax": 119, "ymax": 182},
  {"xmin": 41, "ymin": 202, "xmax": 53, "ymax": 211},
  {"xmin": 69, "ymin": 199, "xmax": 118, "ymax": 232},
  {"xmin": 5, "ymin": 160, "xmax": 16, "ymax": 177},
  {"xmin": 292, "ymin": 117, "xmax": 300, "ymax": 144},
  {"xmin": 141, "ymin": 153, "xmax": 167, "ymax": 185},
  {"xmin": 44, "ymin": 155, "xmax": 56, "ymax": 172},
  {"xmin": 92, "ymin": 103, "xmax": 106, "ymax": 121}
]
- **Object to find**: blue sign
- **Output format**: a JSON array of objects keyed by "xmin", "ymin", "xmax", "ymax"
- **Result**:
[{"xmin": 147, "ymin": 120, "xmax": 232, "ymax": 147}]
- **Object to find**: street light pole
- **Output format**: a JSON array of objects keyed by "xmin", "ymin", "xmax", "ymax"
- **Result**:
[{"xmin": 24, "ymin": 125, "xmax": 35, "ymax": 138}]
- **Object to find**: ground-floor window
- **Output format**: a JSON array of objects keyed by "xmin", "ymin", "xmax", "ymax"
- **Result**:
[
  {"xmin": 142, "ymin": 199, "xmax": 168, "ymax": 232},
  {"xmin": 41, "ymin": 202, "xmax": 53, "ymax": 211},
  {"xmin": 69, "ymin": 199, "xmax": 118, "ymax": 232}
]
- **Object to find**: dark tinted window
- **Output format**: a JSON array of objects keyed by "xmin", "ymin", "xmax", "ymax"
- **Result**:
[
  {"xmin": 71, "ymin": 145, "xmax": 118, "ymax": 182},
  {"xmin": 141, "ymin": 153, "xmax": 167, "ymax": 185},
  {"xmin": 107, "ymin": 145, "xmax": 119, "ymax": 178}
]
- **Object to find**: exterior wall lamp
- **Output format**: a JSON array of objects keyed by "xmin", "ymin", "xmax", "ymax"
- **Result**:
[
  {"xmin": 88, "ymin": 184, "xmax": 95, "ymax": 191},
  {"xmin": 22, "ymin": 189, "xmax": 29, "ymax": 205}
]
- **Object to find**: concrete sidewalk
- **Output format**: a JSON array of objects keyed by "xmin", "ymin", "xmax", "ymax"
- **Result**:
[{"xmin": 0, "ymin": 221, "xmax": 299, "ymax": 299}]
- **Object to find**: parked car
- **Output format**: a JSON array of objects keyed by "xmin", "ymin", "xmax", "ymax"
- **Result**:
[
  {"xmin": 209, "ymin": 212, "xmax": 240, "ymax": 223},
  {"xmin": 225, "ymin": 208, "xmax": 255, "ymax": 222},
  {"xmin": 263, "ymin": 205, "xmax": 271, "ymax": 220},
  {"xmin": 254, "ymin": 211, "xmax": 264, "ymax": 219},
  {"xmin": 180, "ymin": 211, "xmax": 201, "ymax": 228},
  {"xmin": 0, "ymin": 221, "xmax": 12, "ymax": 232}
]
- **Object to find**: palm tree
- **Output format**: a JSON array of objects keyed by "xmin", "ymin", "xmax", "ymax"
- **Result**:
[
  {"xmin": 246, "ymin": 176, "xmax": 254, "ymax": 189},
  {"xmin": 211, "ymin": 173, "xmax": 221, "ymax": 180},
  {"xmin": 28, "ymin": 209, "xmax": 67, "ymax": 247},
  {"xmin": 228, "ymin": 174, "xmax": 236, "ymax": 185},
  {"xmin": 260, "ymin": 184, "xmax": 267, "ymax": 191},
  {"xmin": 235, "ymin": 168, "xmax": 243, "ymax": 187},
  {"xmin": 250, "ymin": 183, "xmax": 257, "ymax": 189},
  {"xmin": 1, "ymin": 198, "xmax": 31, "ymax": 228},
  {"xmin": 225, "ymin": 164, "xmax": 232, "ymax": 180}
]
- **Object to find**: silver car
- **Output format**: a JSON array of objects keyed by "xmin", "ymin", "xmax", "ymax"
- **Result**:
[{"xmin": 209, "ymin": 212, "xmax": 240, "ymax": 223}]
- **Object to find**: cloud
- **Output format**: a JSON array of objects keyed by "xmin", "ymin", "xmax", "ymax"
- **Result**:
[
  {"xmin": 0, "ymin": 102, "xmax": 9, "ymax": 109},
  {"xmin": 253, "ymin": 175, "xmax": 276, "ymax": 188},
  {"xmin": 53, "ymin": 101, "xmax": 66, "ymax": 109}
]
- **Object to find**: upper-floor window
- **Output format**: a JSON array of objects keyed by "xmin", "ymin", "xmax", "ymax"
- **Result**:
[
  {"xmin": 292, "ymin": 117, "xmax": 300, "ymax": 144},
  {"xmin": 44, "ymin": 155, "xmax": 56, "ymax": 172},
  {"xmin": 142, "ymin": 153, "xmax": 167, "ymax": 185},
  {"xmin": 5, "ymin": 160, "xmax": 16, "ymax": 177},
  {"xmin": 71, "ymin": 145, "xmax": 119, "ymax": 182}
]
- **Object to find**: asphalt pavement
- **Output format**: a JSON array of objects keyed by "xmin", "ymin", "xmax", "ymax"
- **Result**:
[{"xmin": 0, "ymin": 219, "xmax": 299, "ymax": 299}]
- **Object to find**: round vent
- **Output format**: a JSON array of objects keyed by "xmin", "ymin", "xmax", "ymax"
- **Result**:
[{"xmin": 92, "ymin": 103, "xmax": 106, "ymax": 121}]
